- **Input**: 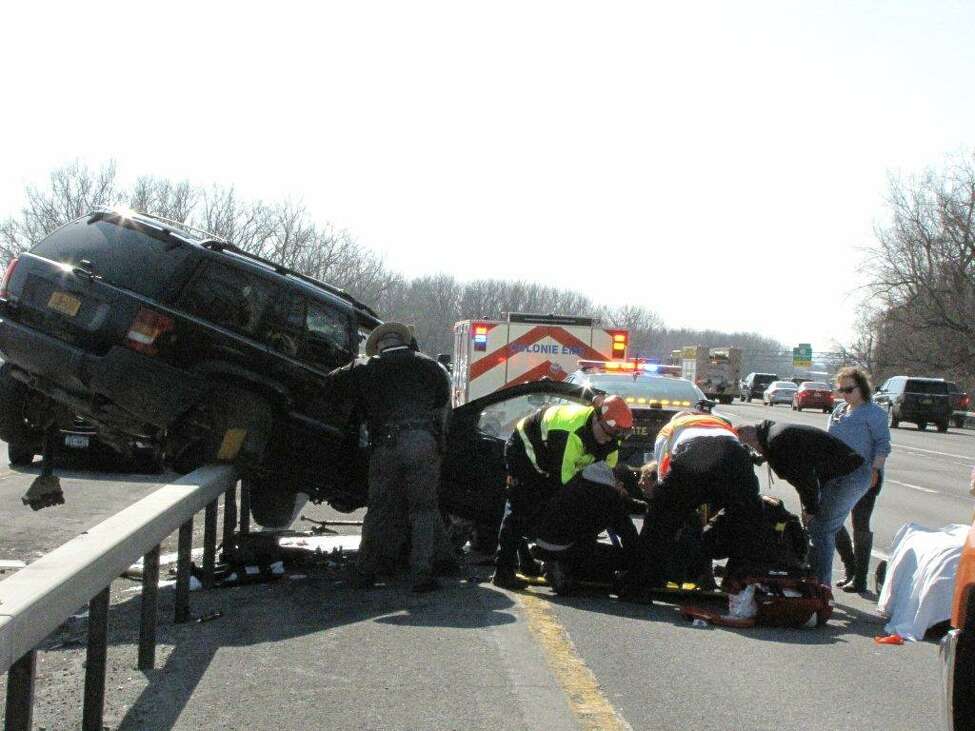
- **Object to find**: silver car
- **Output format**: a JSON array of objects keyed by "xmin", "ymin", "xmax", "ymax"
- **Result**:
[{"xmin": 763, "ymin": 380, "xmax": 798, "ymax": 407}]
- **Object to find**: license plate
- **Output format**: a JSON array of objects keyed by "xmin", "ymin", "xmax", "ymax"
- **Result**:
[
  {"xmin": 632, "ymin": 425, "xmax": 649, "ymax": 436},
  {"xmin": 47, "ymin": 291, "xmax": 81, "ymax": 317},
  {"xmin": 64, "ymin": 434, "xmax": 90, "ymax": 449}
]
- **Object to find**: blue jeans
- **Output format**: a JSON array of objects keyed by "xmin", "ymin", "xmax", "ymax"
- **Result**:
[{"xmin": 807, "ymin": 468, "xmax": 873, "ymax": 584}]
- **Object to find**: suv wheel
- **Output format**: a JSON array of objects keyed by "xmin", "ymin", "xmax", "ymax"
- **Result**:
[
  {"xmin": 954, "ymin": 415, "xmax": 966, "ymax": 429},
  {"xmin": 244, "ymin": 478, "xmax": 305, "ymax": 529},
  {"xmin": 888, "ymin": 408, "xmax": 900, "ymax": 429},
  {"xmin": 7, "ymin": 442, "xmax": 35, "ymax": 466},
  {"xmin": 916, "ymin": 421, "xmax": 927, "ymax": 431},
  {"xmin": 936, "ymin": 420, "xmax": 949, "ymax": 433},
  {"xmin": 0, "ymin": 366, "xmax": 46, "ymax": 450}
]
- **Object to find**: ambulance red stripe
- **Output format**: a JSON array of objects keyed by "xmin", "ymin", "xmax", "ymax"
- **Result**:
[{"xmin": 469, "ymin": 326, "xmax": 607, "ymax": 381}]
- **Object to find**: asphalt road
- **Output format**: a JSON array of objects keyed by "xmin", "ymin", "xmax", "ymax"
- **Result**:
[{"xmin": 1, "ymin": 405, "xmax": 973, "ymax": 730}]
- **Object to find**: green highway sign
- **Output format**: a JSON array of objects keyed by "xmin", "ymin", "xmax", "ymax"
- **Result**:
[{"xmin": 793, "ymin": 343, "xmax": 812, "ymax": 368}]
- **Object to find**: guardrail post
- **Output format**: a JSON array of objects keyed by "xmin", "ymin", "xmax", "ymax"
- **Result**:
[
  {"xmin": 4, "ymin": 650, "xmax": 37, "ymax": 731},
  {"xmin": 82, "ymin": 587, "xmax": 110, "ymax": 731},
  {"xmin": 222, "ymin": 482, "xmax": 238, "ymax": 560},
  {"xmin": 203, "ymin": 499, "xmax": 218, "ymax": 587},
  {"xmin": 175, "ymin": 519, "xmax": 193, "ymax": 624},
  {"xmin": 240, "ymin": 481, "xmax": 251, "ymax": 535},
  {"xmin": 138, "ymin": 545, "xmax": 160, "ymax": 671}
]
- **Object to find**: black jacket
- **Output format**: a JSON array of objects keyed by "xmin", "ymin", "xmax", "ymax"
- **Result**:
[
  {"xmin": 535, "ymin": 473, "xmax": 645, "ymax": 549},
  {"xmin": 325, "ymin": 346, "xmax": 450, "ymax": 436},
  {"xmin": 756, "ymin": 420, "xmax": 864, "ymax": 515}
]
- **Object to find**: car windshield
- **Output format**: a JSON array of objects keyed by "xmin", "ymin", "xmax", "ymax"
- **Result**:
[
  {"xmin": 477, "ymin": 392, "xmax": 590, "ymax": 440},
  {"xmin": 802, "ymin": 382, "xmax": 830, "ymax": 390},
  {"xmin": 770, "ymin": 381, "xmax": 797, "ymax": 389},
  {"xmin": 585, "ymin": 374, "xmax": 705, "ymax": 405}
]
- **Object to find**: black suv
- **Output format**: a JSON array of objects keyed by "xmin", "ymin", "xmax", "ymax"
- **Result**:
[
  {"xmin": 739, "ymin": 372, "xmax": 777, "ymax": 402},
  {"xmin": 0, "ymin": 209, "xmax": 381, "ymax": 524},
  {"xmin": 874, "ymin": 376, "xmax": 952, "ymax": 432}
]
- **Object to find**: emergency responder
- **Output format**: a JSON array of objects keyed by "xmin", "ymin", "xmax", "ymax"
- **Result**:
[
  {"xmin": 492, "ymin": 394, "xmax": 634, "ymax": 590},
  {"xmin": 532, "ymin": 461, "xmax": 647, "ymax": 594},
  {"xmin": 622, "ymin": 410, "xmax": 764, "ymax": 599},
  {"xmin": 736, "ymin": 420, "xmax": 864, "ymax": 517},
  {"xmin": 323, "ymin": 321, "xmax": 452, "ymax": 593}
]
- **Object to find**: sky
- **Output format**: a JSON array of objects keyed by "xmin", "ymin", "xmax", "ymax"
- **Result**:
[{"xmin": 2, "ymin": 1, "xmax": 973, "ymax": 353}]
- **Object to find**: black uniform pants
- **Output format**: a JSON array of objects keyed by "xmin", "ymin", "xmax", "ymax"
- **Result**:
[
  {"xmin": 495, "ymin": 432, "xmax": 557, "ymax": 573},
  {"xmin": 632, "ymin": 437, "xmax": 762, "ymax": 588}
]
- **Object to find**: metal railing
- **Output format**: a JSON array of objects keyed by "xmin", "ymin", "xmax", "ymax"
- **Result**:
[{"xmin": 1, "ymin": 464, "xmax": 244, "ymax": 730}]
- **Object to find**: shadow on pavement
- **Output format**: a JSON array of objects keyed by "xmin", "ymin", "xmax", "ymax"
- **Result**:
[{"xmin": 37, "ymin": 568, "xmax": 517, "ymax": 730}]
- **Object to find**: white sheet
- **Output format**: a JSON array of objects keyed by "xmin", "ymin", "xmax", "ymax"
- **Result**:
[{"xmin": 877, "ymin": 522, "xmax": 968, "ymax": 641}]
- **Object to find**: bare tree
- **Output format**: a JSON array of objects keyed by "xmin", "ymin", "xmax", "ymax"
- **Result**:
[
  {"xmin": 1, "ymin": 160, "xmax": 119, "ymax": 263},
  {"xmin": 864, "ymin": 153, "xmax": 975, "ymax": 379},
  {"xmin": 129, "ymin": 176, "xmax": 198, "ymax": 223}
]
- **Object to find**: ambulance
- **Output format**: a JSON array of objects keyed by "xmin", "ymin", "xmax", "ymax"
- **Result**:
[{"xmin": 450, "ymin": 313, "xmax": 628, "ymax": 406}]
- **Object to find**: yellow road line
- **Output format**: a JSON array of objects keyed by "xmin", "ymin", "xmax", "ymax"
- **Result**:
[{"xmin": 518, "ymin": 591, "xmax": 630, "ymax": 730}]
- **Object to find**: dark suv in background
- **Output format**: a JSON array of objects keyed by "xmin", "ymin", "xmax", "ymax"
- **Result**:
[
  {"xmin": 740, "ymin": 372, "xmax": 777, "ymax": 402},
  {"xmin": 874, "ymin": 376, "xmax": 952, "ymax": 432},
  {"xmin": 0, "ymin": 209, "xmax": 381, "ymax": 524}
]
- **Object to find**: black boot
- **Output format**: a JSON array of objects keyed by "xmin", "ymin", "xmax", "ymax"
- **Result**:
[
  {"xmin": 834, "ymin": 527, "xmax": 856, "ymax": 588},
  {"xmin": 842, "ymin": 530, "xmax": 873, "ymax": 593}
]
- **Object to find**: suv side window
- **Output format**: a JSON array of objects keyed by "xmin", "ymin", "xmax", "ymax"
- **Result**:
[
  {"xmin": 303, "ymin": 299, "xmax": 354, "ymax": 369},
  {"xmin": 179, "ymin": 262, "xmax": 273, "ymax": 337},
  {"xmin": 262, "ymin": 290, "xmax": 306, "ymax": 357}
]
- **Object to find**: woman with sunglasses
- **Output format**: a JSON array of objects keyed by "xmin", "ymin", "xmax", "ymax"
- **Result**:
[{"xmin": 806, "ymin": 367, "xmax": 891, "ymax": 587}]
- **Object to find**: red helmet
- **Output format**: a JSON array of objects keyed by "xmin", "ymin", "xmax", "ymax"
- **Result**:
[{"xmin": 596, "ymin": 395, "xmax": 633, "ymax": 431}]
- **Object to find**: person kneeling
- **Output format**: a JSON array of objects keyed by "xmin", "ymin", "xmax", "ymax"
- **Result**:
[{"xmin": 531, "ymin": 462, "xmax": 647, "ymax": 595}]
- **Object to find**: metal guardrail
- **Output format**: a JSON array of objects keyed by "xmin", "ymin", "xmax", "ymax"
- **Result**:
[{"xmin": 1, "ymin": 464, "xmax": 243, "ymax": 730}]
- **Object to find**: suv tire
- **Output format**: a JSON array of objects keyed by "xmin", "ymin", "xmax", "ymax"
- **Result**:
[
  {"xmin": 7, "ymin": 442, "xmax": 35, "ymax": 466},
  {"xmin": 0, "ymin": 366, "xmax": 44, "ymax": 454},
  {"xmin": 916, "ymin": 421, "xmax": 927, "ymax": 431},
  {"xmin": 888, "ymin": 408, "xmax": 900, "ymax": 429},
  {"xmin": 244, "ymin": 478, "xmax": 304, "ymax": 529},
  {"xmin": 936, "ymin": 420, "xmax": 949, "ymax": 433},
  {"xmin": 954, "ymin": 415, "xmax": 966, "ymax": 429}
]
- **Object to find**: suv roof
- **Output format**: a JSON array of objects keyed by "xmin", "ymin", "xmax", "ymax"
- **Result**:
[{"xmin": 87, "ymin": 208, "xmax": 382, "ymax": 328}]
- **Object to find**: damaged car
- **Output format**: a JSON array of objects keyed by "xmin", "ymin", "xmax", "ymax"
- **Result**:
[{"xmin": 0, "ymin": 208, "xmax": 381, "ymax": 513}]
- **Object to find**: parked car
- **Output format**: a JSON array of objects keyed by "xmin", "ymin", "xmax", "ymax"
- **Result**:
[
  {"xmin": 740, "ymin": 372, "xmax": 777, "ymax": 402},
  {"xmin": 874, "ymin": 376, "xmax": 952, "ymax": 432},
  {"xmin": 564, "ymin": 361, "xmax": 707, "ymax": 466},
  {"xmin": 0, "ymin": 208, "xmax": 381, "ymax": 524},
  {"xmin": 763, "ymin": 380, "xmax": 798, "ymax": 407},
  {"xmin": 939, "ymin": 511, "xmax": 975, "ymax": 729},
  {"xmin": 792, "ymin": 381, "xmax": 834, "ymax": 413},
  {"xmin": 946, "ymin": 381, "xmax": 970, "ymax": 429}
]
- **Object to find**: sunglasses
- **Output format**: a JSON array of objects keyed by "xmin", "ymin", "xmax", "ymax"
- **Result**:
[{"xmin": 835, "ymin": 385, "xmax": 857, "ymax": 394}]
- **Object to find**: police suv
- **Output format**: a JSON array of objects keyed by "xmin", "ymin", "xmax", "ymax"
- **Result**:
[{"xmin": 564, "ymin": 360, "xmax": 706, "ymax": 466}]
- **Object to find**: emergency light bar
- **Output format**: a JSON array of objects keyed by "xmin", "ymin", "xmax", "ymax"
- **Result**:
[
  {"xmin": 578, "ymin": 359, "xmax": 682, "ymax": 377},
  {"xmin": 472, "ymin": 323, "xmax": 489, "ymax": 352}
]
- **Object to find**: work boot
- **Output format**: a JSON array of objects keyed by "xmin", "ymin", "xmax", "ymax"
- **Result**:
[
  {"xmin": 835, "ymin": 527, "xmax": 856, "ymax": 588},
  {"xmin": 434, "ymin": 558, "xmax": 463, "ymax": 577},
  {"xmin": 842, "ymin": 530, "xmax": 873, "ymax": 593},
  {"xmin": 545, "ymin": 561, "xmax": 577, "ymax": 596},
  {"xmin": 349, "ymin": 566, "xmax": 376, "ymax": 590},
  {"xmin": 491, "ymin": 568, "xmax": 527, "ymax": 590},
  {"xmin": 411, "ymin": 574, "xmax": 442, "ymax": 594}
]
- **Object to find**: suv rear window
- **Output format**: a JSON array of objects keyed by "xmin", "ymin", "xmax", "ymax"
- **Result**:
[
  {"xmin": 904, "ymin": 379, "xmax": 948, "ymax": 395},
  {"xmin": 32, "ymin": 219, "xmax": 194, "ymax": 299}
]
